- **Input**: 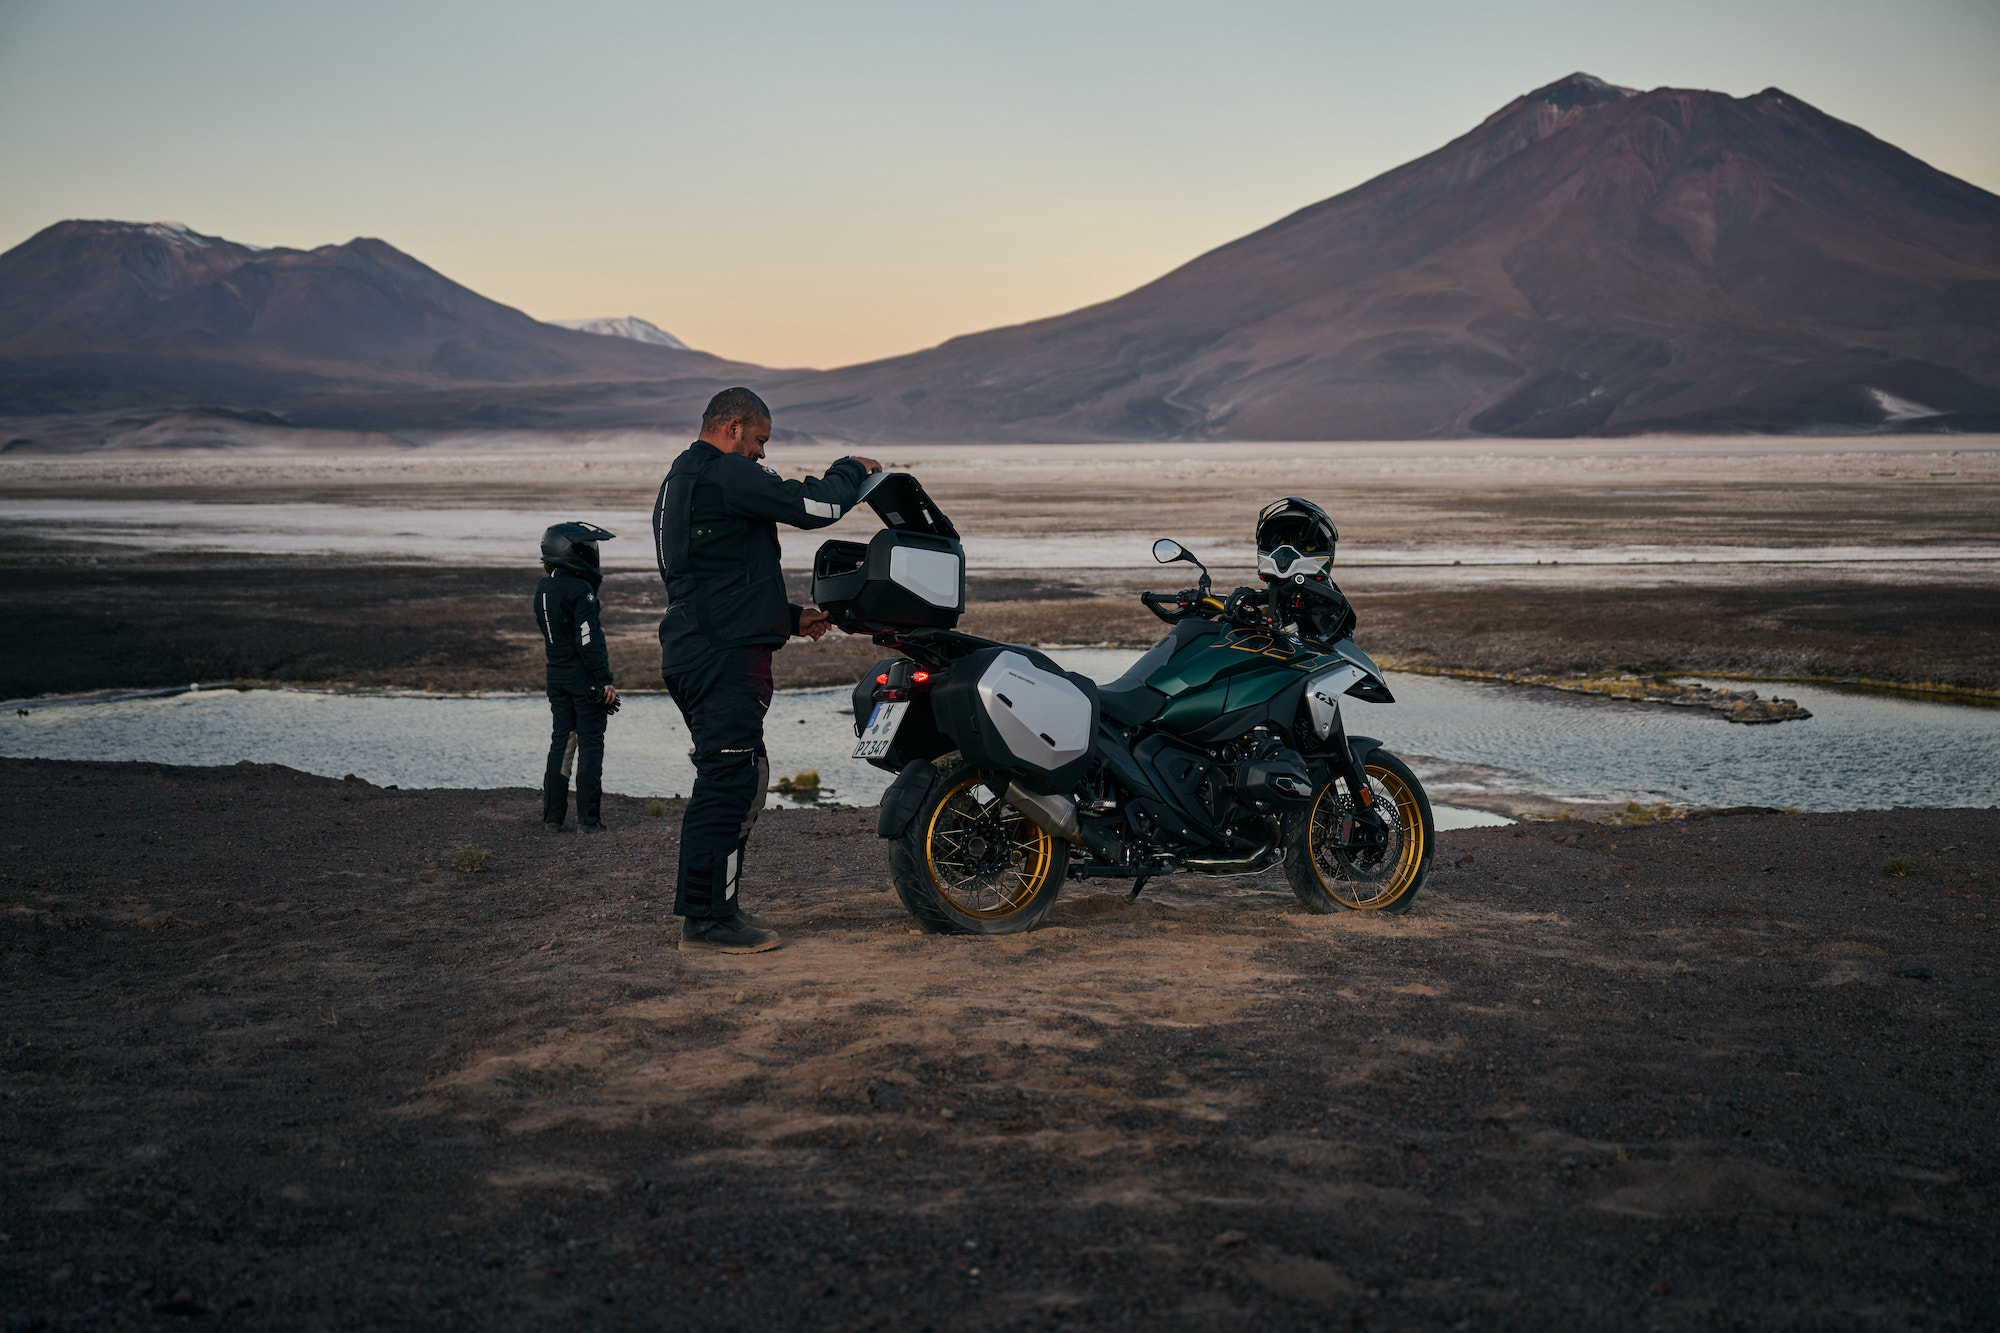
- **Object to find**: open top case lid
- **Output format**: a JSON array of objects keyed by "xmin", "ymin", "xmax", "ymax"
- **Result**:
[{"xmin": 857, "ymin": 472, "xmax": 959, "ymax": 540}]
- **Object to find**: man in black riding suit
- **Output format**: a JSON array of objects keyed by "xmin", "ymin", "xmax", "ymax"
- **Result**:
[
  {"xmin": 535, "ymin": 522, "xmax": 619, "ymax": 833},
  {"xmin": 654, "ymin": 387, "xmax": 881, "ymax": 953}
]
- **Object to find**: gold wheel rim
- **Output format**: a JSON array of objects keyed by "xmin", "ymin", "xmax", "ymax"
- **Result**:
[
  {"xmin": 1308, "ymin": 763, "xmax": 1425, "ymax": 910},
  {"xmin": 924, "ymin": 775, "xmax": 1057, "ymax": 919}
]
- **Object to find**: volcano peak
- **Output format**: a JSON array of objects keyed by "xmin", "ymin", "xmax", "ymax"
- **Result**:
[{"xmin": 1525, "ymin": 72, "xmax": 1638, "ymax": 110}]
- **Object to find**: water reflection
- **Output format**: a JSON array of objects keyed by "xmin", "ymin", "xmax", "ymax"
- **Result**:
[{"xmin": 4, "ymin": 648, "xmax": 1995, "ymax": 820}]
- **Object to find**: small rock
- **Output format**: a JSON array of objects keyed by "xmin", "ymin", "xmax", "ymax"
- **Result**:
[
  {"xmin": 1644, "ymin": 1232, "xmax": 1662, "ymax": 1245},
  {"xmin": 155, "ymin": 1290, "xmax": 207, "ymax": 1317},
  {"xmin": 870, "ymin": 1085, "xmax": 908, "ymax": 1110}
]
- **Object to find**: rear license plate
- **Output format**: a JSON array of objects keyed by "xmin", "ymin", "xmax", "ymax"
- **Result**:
[{"xmin": 853, "ymin": 701, "xmax": 910, "ymax": 760}]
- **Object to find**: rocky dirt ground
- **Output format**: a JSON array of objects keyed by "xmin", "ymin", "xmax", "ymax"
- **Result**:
[{"xmin": 3, "ymin": 758, "xmax": 1996, "ymax": 1330}]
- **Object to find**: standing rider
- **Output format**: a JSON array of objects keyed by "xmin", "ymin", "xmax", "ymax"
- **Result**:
[
  {"xmin": 535, "ymin": 521, "xmax": 619, "ymax": 833},
  {"xmin": 654, "ymin": 387, "xmax": 881, "ymax": 953}
]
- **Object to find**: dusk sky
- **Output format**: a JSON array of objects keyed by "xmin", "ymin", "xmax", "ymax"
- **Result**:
[{"xmin": 2, "ymin": 0, "xmax": 1995, "ymax": 369}]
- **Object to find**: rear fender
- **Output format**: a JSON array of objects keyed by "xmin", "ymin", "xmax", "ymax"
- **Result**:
[{"xmin": 877, "ymin": 759, "xmax": 936, "ymax": 839}]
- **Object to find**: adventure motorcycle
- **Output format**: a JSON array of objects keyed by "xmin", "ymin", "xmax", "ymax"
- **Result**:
[{"xmin": 813, "ymin": 474, "xmax": 1434, "ymax": 935}]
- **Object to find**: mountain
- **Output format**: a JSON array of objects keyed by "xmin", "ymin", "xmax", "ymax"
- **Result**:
[
  {"xmin": 0, "ymin": 221, "xmax": 751, "ymax": 426},
  {"xmin": 4, "ymin": 75, "xmax": 1996, "ymax": 444},
  {"xmin": 549, "ymin": 316, "xmax": 690, "ymax": 350},
  {"xmin": 766, "ymin": 74, "xmax": 2000, "ymax": 438}
]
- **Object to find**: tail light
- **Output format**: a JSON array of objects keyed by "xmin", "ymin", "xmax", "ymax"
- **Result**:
[{"xmin": 873, "ymin": 662, "xmax": 936, "ymax": 702}]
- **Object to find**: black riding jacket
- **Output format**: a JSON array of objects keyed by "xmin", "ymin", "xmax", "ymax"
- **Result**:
[
  {"xmin": 653, "ymin": 441, "xmax": 869, "ymax": 670},
  {"xmin": 533, "ymin": 570, "xmax": 614, "ymax": 688}
]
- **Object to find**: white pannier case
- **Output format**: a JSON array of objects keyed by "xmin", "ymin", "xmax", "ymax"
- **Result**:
[{"xmin": 810, "ymin": 472, "xmax": 965, "ymax": 631}]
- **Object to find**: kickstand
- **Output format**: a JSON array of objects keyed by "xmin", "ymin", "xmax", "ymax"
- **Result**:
[{"xmin": 1127, "ymin": 876, "xmax": 1150, "ymax": 901}]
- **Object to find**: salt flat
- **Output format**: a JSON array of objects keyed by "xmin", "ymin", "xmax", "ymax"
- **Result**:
[
  {"xmin": 3, "ymin": 437, "xmax": 1997, "ymax": 700},
  {"xmin": 4, "ymin": 436, "xmax": 1998, "ymax": 584}
]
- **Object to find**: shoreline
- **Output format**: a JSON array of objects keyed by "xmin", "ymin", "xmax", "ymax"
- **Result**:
[{"xmin": 17, "ymin": 661, "xmax": 2000, "ymax": 708}]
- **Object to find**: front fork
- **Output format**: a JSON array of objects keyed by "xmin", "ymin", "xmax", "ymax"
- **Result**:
[{"xmin": 1325, "ymin": 710, "xmax": 1389, "ymax": 847}]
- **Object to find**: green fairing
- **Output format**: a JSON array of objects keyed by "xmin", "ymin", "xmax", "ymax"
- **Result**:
[
  {"xmin": 1144, "ymin": 629, "xmax": 1313, "ymax": 732},
  {"xmin": 1154, "ymin": 680, "xmax": 1233, "ymax": 729},
  {"xmin": 1226, "ymin": 669, "xmax": 1295, "ymax": 711}
]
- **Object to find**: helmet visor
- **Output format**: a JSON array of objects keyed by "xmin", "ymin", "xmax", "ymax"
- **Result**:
[{"xmin": 1257, "ymin": 545, "xmax": 1332, "ymax": 579}]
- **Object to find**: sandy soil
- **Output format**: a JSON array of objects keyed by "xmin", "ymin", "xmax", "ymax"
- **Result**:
[{"xmin": 3, "ymin": 757, "xmax": 1996, "ymax": 1329}]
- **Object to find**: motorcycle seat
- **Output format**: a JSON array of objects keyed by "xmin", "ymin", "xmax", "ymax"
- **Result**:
[{"xmin": 1097, "ymin": 682, "xmax": 1165, "ymax": 727}]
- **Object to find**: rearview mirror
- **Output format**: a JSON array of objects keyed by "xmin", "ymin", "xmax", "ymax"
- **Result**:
[{"xmin": 1152, "ymin": 538, "xmax": 1189, "ymax": 565}]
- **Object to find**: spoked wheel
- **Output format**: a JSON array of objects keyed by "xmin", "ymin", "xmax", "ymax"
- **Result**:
[
  {"xmin": 1284, "ymin": 749, "xmax": 1434, "ymax": 914},
  {"xmin": 888, "ymin": 752, "xmax": 1068, "ymax": 934}
]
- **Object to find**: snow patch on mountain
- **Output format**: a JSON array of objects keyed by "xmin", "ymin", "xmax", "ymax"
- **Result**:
[
  {"xmin": 1869, "ymin": 388, "xmax": 1941, "ymax": 422},
  {"xmin": 141, "ymin": 222, "xmax": 265, "ymax": 252},
  {"xmin": 551, "ymin": 316, "xmax": 689, "ymax": 350}
]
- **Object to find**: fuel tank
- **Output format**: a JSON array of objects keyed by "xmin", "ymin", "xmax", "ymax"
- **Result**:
[{"xmin": 1143, "ymin": 627, "xmax": 1316, "ymax": 737}]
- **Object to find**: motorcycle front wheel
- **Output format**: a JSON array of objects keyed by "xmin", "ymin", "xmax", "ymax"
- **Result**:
[
  {"xmin": 1284, "ymin": 749, "xmax": 1434, "ymax": 914},
  {"xmin": 888, "ymin": 752, "xmax": 1069, "ymax": 935}
]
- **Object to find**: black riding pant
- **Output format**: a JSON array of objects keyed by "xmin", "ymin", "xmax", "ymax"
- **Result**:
[
  {"xmin": 543, "ymin": 680, "xmax": 608, "ymax": 826},
  {"xmin": 664, "ymin": 646, "xmax": 773, "ymax": 919}
]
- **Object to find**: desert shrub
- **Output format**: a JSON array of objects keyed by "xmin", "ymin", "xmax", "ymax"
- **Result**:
[
  {"xmin": 772, "ymin": 769, "xmax": 822, "ymax": 795},
  {"xmin": 645, "ymin": 799, "xmax": 670, "ymax": 818},
  {"xmin": 449, "ymin": 845, "xmax": 490, "ymax": 873},
  {"xmin": 1881, "ymin": 856, "xmax": 1915, "ymax": 877}
]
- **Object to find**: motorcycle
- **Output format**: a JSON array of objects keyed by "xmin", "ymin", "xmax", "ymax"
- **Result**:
[{"xmin": 813, "ymin": 474, "xmax": 1434, "ymax": 935}]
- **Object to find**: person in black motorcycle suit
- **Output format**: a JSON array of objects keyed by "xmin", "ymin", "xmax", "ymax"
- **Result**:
[
  {"xmin": 535, "ymin": 522, "xmax": 621, "ymax": 833},
  {"xmin": 655, "ymin": 387, "xmax": 882, "ymax": 954}
]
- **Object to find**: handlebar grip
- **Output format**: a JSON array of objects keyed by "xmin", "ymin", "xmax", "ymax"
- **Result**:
[{"xmin": 1140, "ymin": 590, "xmax": 1181, "ymax": 625}]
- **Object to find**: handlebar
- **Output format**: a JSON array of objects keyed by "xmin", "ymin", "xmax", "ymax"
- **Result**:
[
  {"xmin": 1140, "ymin": 589, "xmax": 1185, "ymax": 625},
  {"xmin": 1140, "ymin": 582, "xmax": 1347, "ymax": 640},
  {"xmin": 1142, "ymin": 586, "xmax": 1257, "ymax": 627}
]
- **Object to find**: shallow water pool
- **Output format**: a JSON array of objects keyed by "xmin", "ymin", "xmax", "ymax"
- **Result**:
[{"xmin": 4, "ymin": 648, "xmax": 1994, "ymax": 822}]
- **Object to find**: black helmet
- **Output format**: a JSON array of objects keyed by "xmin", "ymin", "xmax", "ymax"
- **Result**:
[
  {"xmin": 541, "ymin": 521, "xmax": 615, "ymax": 576},
  {"xmin": 1256, "ymin": 497, "xmax": 1338, "ymax": 583}
]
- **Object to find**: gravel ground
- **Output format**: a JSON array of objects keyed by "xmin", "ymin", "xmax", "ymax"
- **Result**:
[{"xmin": 3, "ymin": 758, "xmax": 1996, "ymax": 1330}]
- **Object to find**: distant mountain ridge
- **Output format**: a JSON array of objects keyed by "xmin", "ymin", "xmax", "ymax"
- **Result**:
[
  {"xmin": 0, "ymin": 219, "xmax": 748, "ymax": 423},
  {"xmin": 2, "ymin": 73, "xmax": 1996, "ymax": 443}
]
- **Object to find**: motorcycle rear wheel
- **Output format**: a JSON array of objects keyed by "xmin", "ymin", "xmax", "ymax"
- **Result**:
[
  {"xmin": 1284, "ymin": 749, "xmax": 1434, "ymax": 914},
  {"xmin": 888, "ymin": 752, "xmax": 1069, "ymax": 935}
]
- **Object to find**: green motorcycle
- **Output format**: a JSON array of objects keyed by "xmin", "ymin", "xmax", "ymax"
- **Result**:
[{"xmin": 814, "ymin": 477, "xmax": 1434, "ymax": 935}]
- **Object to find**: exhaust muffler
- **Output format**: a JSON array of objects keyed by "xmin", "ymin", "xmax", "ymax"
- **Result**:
[{"xmin": 1003, "ymin": 782, "xmax": 1084, "ymax": 846}]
